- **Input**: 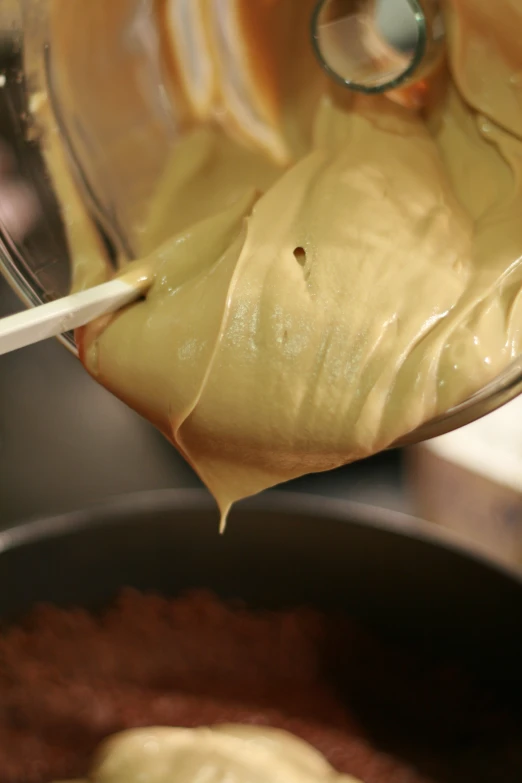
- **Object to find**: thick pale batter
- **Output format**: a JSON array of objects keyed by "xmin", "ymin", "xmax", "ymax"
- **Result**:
[
  {"xmin": 32, "ymin": 0, "xmax": 522, "ymax": 521},
  {"xmin": 57, "ymin": 725, "xmax": 362, "ymax": 783}
]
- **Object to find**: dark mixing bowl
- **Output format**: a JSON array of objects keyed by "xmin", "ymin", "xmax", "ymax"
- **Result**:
[{"xmin": 1, "ymin": 489, "xmax": 522, "ymax": 782}]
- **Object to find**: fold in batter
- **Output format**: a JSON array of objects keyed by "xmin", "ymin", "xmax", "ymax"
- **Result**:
[{"xmin": 37, "ymin": 0, "xmax": 522, "ymax": 522}]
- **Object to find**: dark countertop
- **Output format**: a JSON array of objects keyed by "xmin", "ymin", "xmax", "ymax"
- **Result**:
[{"xmin": 0, "ymin": 278, "xmax": 409, "ymax": 526}]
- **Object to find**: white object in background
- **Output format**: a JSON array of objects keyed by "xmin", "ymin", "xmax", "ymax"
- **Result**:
[
  {"xmin": 426, "ymin": 396, "xmax": 522, "ymax": 493},
  {"xmin": 0, "ymin": 266, "xmax": 152, "ymax": 356},
  {"xmin": 413, "ymin": 396, "xmax": 522, "ymax": 567}
]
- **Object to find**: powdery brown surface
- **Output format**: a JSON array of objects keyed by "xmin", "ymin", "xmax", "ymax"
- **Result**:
[{"xmin": 0, "ymin": 590, "xmax": 520, "ymax": 782}]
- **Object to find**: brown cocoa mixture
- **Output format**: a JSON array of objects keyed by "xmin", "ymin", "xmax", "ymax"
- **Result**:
[{"xmin": 0, "ymin": 590, "xmax": 520, "ymax": 783}]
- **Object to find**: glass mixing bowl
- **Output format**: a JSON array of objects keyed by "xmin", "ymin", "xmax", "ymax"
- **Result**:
[
  {"xmin": 3, "ymin": 0, "xmax": 522, "ymax": 448},
  {"xmin": 0, "ymin": 0, "xmax": 176, "ymax": 352}
]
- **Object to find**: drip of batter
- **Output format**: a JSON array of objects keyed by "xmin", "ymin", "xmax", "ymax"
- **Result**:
[
  {"xmin": 55, "ymin": 725, "xmax": 362, "ymax": 783},
  {"xmin": 33, "ymin": 0, "xmax": 522, "ymax": 523}
]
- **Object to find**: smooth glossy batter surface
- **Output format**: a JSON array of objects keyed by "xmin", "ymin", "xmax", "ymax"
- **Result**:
[{"xmin": 36, "ymin": 0, "xmax": 522, "ymax": 521}]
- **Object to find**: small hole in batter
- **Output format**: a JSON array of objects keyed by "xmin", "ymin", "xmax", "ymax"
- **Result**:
[{"xmin": 293, "ymin": 247, "xmax": 306, "ymax": 266}]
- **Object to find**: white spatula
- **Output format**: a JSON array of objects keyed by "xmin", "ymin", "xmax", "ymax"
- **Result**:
[{"xmin": 0, "ymin": 265, "xmax": 153, "ymax": 356}]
